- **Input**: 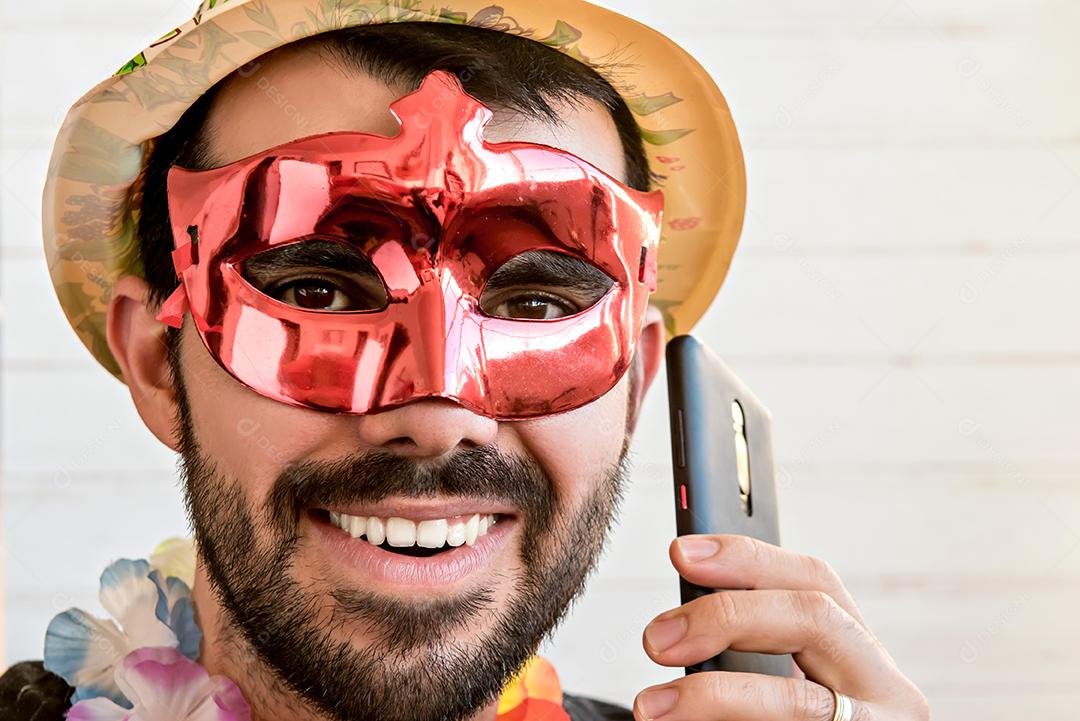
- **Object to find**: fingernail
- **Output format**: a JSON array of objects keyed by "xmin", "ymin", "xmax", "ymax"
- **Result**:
[
  {"xmin": 644, "ymin": 615, "xmax": 687, "ymax": 653},
  {"xmin": 677, "ymin": 536, "xmax": 719, "ymax": 562},
  {"xmin": 637, "ymin": 686, "xmax": 678, "ymax": 720}
]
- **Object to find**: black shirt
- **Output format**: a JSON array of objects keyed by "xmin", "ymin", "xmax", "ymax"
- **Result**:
[{"xmin": 0, "ymin": 660, "xmax": 633, "ymax": 721}]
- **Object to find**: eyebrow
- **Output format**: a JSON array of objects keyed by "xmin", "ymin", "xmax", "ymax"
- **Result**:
[
  {"xmin": 241, "ymin": 239, "xmax": 379, "ymax": 281},
  {"xmin": 242, "ymin": 240, "xmax": 614, "ymax": 298},
  {"xmin": 484, "ymin": 250, "xmax": 614, "ymax": 294}
]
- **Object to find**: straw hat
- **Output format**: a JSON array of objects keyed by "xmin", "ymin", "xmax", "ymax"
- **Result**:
[{"xmin": 42, "ymin": 0, "xmax": 745, "ymax": 378}]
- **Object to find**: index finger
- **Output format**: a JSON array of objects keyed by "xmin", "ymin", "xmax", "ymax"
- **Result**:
[{"xmin": 670, "ymin": 534, "xmax": 870, "ymax": 630}]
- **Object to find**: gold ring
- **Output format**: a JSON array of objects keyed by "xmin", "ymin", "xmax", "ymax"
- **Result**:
[{"xmin": 830, "ymin": 687, "xmax": 854, "ymax": 721}]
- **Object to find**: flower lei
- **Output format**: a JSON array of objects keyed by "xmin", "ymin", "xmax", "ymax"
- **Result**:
[{"xmin": 43, "ymin": 538, "xmax": 569, "ymax": 721}]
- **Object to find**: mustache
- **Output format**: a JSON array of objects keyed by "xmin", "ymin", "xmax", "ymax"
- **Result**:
[{"xmin": 264, "ymin": 444, "xmax": 558, "ymax": 532}]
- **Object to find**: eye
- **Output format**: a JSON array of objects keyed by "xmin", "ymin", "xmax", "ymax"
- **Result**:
[
  {"xmin": 241, "ymin": 239, "xmax": 389, "ymax": 312},
  {"xmin": 273, "ymin": 276, "xmax": 373, "ymax": 311},
  {"xmin": 478, "ymin": 250, "xmax": 614, "ymax": 321},
  {"xmin": 485, "ymin": 292, "xmax": 578, "ymax": 320}
]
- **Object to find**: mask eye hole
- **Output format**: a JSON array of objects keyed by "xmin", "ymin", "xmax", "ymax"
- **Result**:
[
  {"xmin": 478, "ymin": 250, "xmax": 614, "ymax": 321},
  {"xmin": 240, "ymin": 239, "xmax": 389, "ymax": 312}
]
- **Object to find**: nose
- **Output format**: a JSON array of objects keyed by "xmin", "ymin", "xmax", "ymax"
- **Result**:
[{"xmin": 354, "ymin": 398, "xmax": 499, "ymax": 459}]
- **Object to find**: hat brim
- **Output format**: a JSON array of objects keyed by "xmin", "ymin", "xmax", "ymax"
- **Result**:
[{"xmin": 42, "ymin": 0, "xmax": 745, "ymax": 379}]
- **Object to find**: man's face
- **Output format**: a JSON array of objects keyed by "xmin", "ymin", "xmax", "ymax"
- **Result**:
[{"xmin": 168, "ymin": 46, "xmax": 651, "ymax": 721}]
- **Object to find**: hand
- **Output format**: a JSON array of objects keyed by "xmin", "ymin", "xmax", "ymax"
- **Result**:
[{"xmin": 633, "ymin": 534, "xmax": 929, "ymax": 720}]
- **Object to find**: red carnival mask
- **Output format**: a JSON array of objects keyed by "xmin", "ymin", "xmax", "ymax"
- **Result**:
[{"xmin": 156, "ymin": 70, "xmax": 663, "ymax": 419}]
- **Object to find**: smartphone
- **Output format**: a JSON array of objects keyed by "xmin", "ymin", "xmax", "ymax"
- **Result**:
[{"xmin": 665, "ymin": 334, "xmax": 795, "ymax": 677}]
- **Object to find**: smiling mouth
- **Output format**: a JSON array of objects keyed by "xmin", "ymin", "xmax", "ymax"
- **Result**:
[
  {"xmin": 307, "ymin": 503, "xmax": 516, "ymax": 588},
  {"xmin": 312, "ymin": 510, "xmax": 503, "ymax": 557}
]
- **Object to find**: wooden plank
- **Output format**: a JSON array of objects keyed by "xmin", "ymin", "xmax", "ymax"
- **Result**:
[
  {"xmin": 7, "ymin": 578, "xmax": 1076, "ymax": 719},
  {"xmin": 1, "ymin": 368, "xmax": 176, "ymax": 474},
  {"xmin": 0, "ymin": 496, "xmax": 5, "ymax": 662},
  {"xmin": 6, "ymin": 578, "xmax": 1075, "ymax": 719},
  {"xmin": 736, "ymin": 147, "xmax": 1080, "ymax": 252},
  {"xmin": 5, "ymin": 8, "xmax": 1080, "ymax": 141},
  {"xmin": 619, "ymin": 360, "xmax": 1080, "ymax": 467},
  {"xmin": 701, "ymin": 253, "xmax": 1080, "ymax": 356},
  {"xmin": 3, "ymin": 2, "xmax": 1077, "ymax": 710},
  {"xmin": 607, "ymin": 0, "xmax": 1066, "ymax": 34},
  {"xmin": 0, "ymin": 0, "xmax": 1063, "ymax": 31},
  {"xmin": 542, "ymin": 579, "xmax": 1080, "ymax": 718},
  {"xmin": 540, "ymin": 578, "xmax": 1080, "ymax": 716},
  {"xmin": 7, "ymin": 459, "xmax": 1077, "ymax": 590},
  {"xmin": 8, "ymin": 249, "xmax": 1080, "ymax": 362},
  {"xmin": 7, "ymin": 169, "xmax": 1080, "ymax": 364},
  {"xmin": 3, "ymin": 357, "xmax": 1078, "ymax": 470},
  {"xmin": 0, "ymin": 0, "xmax": 188, "ymax": 29},
  {"xmin": 661, "ymin": 3, "xmax": 1080, "ymax": 144},
  {"xmin": 2, "ymin": 473, "xmax": 187, "ymax": 598},
  {"xmin": 593, "ymin": 455, "xmax": 1080, "ymax": 582},
  {"xmin": 8, "ymin": 141, "xmax": 1080, "ymax": 256},
  {"xmin": 5, "ymin": 459, "xmax": 1075, "ymax": 715}
]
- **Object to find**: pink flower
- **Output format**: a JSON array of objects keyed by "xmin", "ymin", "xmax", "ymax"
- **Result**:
[{"xmin": 67, "ymin": 647, "xmax": 250, "ymax": 721}]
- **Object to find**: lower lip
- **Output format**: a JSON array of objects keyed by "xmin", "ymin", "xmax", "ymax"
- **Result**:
[{"xmin": 310, "ymin": 512, "xmax": 516, "ymax": 589}]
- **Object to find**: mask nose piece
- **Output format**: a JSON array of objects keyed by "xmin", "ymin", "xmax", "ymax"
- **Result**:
[{"xmin": 384, "ymin": 267, "xmax": 486, "ymax": 413}]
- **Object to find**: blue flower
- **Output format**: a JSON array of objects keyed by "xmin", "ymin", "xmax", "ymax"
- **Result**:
[
  {"xmin": 149, "ymin": 569, "xmax": 202, "ymax": 660},
  {"xmin": 44, "ymin": 556, "xmax": 202, "ymax": 707}
]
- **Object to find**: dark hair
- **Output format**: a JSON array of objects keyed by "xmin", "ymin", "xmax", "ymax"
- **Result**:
[{"xmin": 137, "ymin": 21, "xmax": 652, "ymax": 310}]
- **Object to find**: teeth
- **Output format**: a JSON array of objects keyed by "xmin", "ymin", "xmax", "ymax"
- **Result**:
[
  {"xmin": 367, "ymin": 516, "xmax": 385, "ymax": 545},
  {"xmin": 416, "ymin": 518, "xmax": 448, "ymax": 548},
  {"xmin": 386, "ymin": 517, "xmax": 417, "ymax": 547},
  {"xmin": 329, "ymin": 511, "xmax": 497, "ymax": 550},
  {"xmin": 464, "ymin": 514, "xmax": 479, "ymax": 546},
  {"xmin": 446, "ymin": 519, "xmax": 466, "ymax": 547}
]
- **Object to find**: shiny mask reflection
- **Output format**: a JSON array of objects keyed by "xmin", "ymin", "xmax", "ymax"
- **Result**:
[{"xmin": 156, "ymin": 70, "xmax": 663, "ymax": 419}]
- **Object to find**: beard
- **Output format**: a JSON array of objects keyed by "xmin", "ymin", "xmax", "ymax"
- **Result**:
[{"xmin": 171, "ymin": 360, "xmax": 630, "ymax": 721}]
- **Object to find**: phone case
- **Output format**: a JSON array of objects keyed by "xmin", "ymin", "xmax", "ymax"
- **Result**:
[{"xmin": 666, "ymin": 334, "xmax": 795, "ymax": 677}]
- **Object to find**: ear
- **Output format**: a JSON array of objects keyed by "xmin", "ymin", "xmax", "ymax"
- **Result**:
[
  {"xmin": 627, "ymin": 304, "xmax": 665, "ymax": 434},
  {"xmin": 105, "ymin": 275, "xmax": 182, "ymax": 452}
]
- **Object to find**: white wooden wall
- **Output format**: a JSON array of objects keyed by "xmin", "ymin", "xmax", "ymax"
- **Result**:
[{"xmin": 2, "ymin": 1, "xmax": 1077, "ymax": 717}]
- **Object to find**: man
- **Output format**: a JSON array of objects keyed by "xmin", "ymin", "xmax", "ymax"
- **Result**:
[{"xmin": 4, "ymin": 2, "xmax": 928, "ymax": 720}]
